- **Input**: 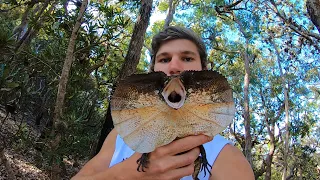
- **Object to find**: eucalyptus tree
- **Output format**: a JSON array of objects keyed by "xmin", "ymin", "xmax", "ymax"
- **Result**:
[
  {"xmin": 147, "ymin": 1, "xmax": 320, "ymax": 179},
  {"xmin": 51, "ymin": 0, "xmax": 89, "ymax": 178},
  {"xmin": 306, "ymin": 0, "xmax": 320, "ymax": 33},
  {"xmin": 250, "ymin": 0, "xmax": 320, "ymax": 178},
  {"xmin": 170, "ymin": 0, "xmax": 262, "ymax": 167},
  {"xmin": 1, "ymin": 0, "xmax": 319, "ymax": 178},
  {"xmin": 96, "ymin": 0, "xmax": 153, "ymax": 154}
]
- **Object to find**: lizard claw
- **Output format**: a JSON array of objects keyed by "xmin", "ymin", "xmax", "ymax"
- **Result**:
[
  {"xmin": 199, "ymin": 145, "xmax": 212, "ymax": 178},
  {"xmin": 136, "ymin": 153, "xmax": 149, "ymax": 172}
]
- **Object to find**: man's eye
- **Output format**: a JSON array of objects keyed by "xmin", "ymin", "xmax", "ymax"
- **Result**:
[
  {"xmin": 159, "ymin": 58, "xmax": 170, "ymax": 63},
  {"xmin": 183, "ymin": 57, "xmax": 193, "ymax": 62}
]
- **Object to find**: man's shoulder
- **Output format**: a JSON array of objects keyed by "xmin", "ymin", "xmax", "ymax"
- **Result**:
[
  {"xmin": 210, "ymin": 144, "xmax": 255, "ymax": 179},
  {"xmin": 100, "ymin": 129, "xmax": 118, "ymax": 153}
]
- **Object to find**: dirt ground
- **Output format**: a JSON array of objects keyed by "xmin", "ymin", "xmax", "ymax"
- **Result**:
[{"xmin": 0, "ymin": 109, "xmax": 85, "ymax": 180}]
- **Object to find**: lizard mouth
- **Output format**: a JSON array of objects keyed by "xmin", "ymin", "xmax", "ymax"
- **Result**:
[
  {"xmin": 168, "ymin": 91, "xmax": 182, "ymax": 103},
  {"xmin": 162, "ymin": 77, "xmax": 186, "ymax": 109}
]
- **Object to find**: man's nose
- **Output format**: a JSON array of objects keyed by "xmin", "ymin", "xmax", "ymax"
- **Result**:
[{"xmin": 168, "ymin": 57, "xmax": 183, "ymax": 76}]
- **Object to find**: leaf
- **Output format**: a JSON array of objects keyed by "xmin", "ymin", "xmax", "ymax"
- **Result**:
[
  {"xmin": 158, "ymin": 1, "xmax": 169, "ymax": 12},
  {"xmin": 6, "ymin": 82, "xmax": 20, "ymax": 88},
  {"xmin": 0, "ymin": 88, "xmax": 12, "ymax": 92}
]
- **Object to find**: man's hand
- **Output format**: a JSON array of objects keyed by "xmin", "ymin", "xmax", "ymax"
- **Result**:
[
  {"xmin": 120, "ymin": 135, "xmax": 212, "ymax": 180},
  {"xmin": 72, "ymin": 131, "xmax": 212, "ymax": 180}
]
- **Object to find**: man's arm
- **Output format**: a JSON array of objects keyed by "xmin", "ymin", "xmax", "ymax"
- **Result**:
[
  {"xmin": 72, "ymin": 129, "xmax": 211, "ymax": 180},
  {"xmin": 210, "ymin": 144, "xmax": 255, "ymax": 180}
]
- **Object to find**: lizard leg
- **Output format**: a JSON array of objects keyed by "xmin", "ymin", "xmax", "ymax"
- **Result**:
[
  {"xmin": 136, "ymin": 153, "xmax": 150, "ymax": 172},
  {"xmin": 199, "ymin": 145, "xmax": 212, "ymax": 178},
  {"xmin": 192, "ymin": 157, "xmax": 201, "ymax": 180}
]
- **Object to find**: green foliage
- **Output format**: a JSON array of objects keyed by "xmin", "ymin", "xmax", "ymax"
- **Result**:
[
  {"xmin": 0, "ymin": 0, "xmax": 319, "ymax": 179},
  {"xmin": 158, "ymin": 0, "xmax": 169, "ymax": 12},
  {"xmin": 0, "ymin": 0, "xmax": 145, "ymax": 176}
]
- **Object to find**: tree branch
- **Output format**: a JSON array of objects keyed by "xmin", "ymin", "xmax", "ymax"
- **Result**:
[
  {"xmin": 266, "ymin": 1, "xmax": 320, "ymax": 48},
  {"xmin": 87, "ymin": 45, "xmax": 110, "ymax": 74}
]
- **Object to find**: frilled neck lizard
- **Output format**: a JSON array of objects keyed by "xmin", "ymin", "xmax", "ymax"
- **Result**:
[{"xmin": 111, "ymin": 70, "xmax": 235, "ymax": 179}]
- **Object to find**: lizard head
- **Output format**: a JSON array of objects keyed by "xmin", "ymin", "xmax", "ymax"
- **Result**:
[{"xmin": 161, "ymin": 76, "xmax": 186, "ymax": 109}]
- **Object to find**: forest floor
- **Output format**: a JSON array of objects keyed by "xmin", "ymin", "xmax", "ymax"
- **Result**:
[{"xmin": 0, "ymin": 109, "xmax": 86, "ymax": 180}]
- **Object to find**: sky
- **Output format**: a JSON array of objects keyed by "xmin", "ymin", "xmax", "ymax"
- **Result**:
[{"xmin": 148, "ymin": 6, "xmax": 166, "ymax": 32}]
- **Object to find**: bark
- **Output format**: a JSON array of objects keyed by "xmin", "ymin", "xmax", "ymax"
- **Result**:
[
  {"xmin": 51, "ymin": 1, "xmax": 88, "ymax": 179},
  {"xmin": 53, "ymin": 0, "xmax": 88, "ymax": 128},
  {"xmin": 117, "ymin": 0, "xmax": 153, "ymax": 80},
  {"xmin": 298, "ymin": 166, "xmax": 303, "ymax": 180},
  {"xmin": 242, "ymin": 47, "xmax": 252, "ymax": 166},
  {"xmin": 234, "ymin": 14, "xmax": 253, "ymax": 167},
  {"xmin": 217, "ymin": 1, "xmax": 254, "ymax": 166},
  {"xmin": 254, "ymin": 160, "xmax": 266, "ymax": 179},
  {"xmin": 306, "ymin": 0, "xmax": 320, "ymax": 33},
  {"xmin": 95, "ymin": 0, "xmax": 153, "ymax": 154},
  {"xmin": 13, "ymin": 5, "xmax": 31, "ymax": 40},
  {"xmin": 24, "ymin": 3, "xmax": 57, "ymax": 46},
  {"xmin": 265, "ymin": 117, "xmax": 275, "ymax": 179},
  {"xmin": 164, "ymin": 0, "xmax": 178, "ymax": 28},
  {"xmin": 63, "ymin": 0, "xmax": 69, "ymax": 16},
  {"xmin": 286, "ymin": 165, "xmax": 295, "ymax": 180},
  {"xmin": 229, "ymin": 124, "xmax": 245, "ymax": 150},
  {"xmin": 265, "ymin": 121, "xmax": 275, "ymax": 179},
  {"xmin": 269, "ymin": 35, "xmax": 291, "ymax": 180},
  {"xmin": 260, "ymin": 88, "xmax": 282, "ymax": 180},
  {"xmin": 255, "ymin": 92, "xmax": 284, "ymax": 179},
  {"xmin": 15, "ymin": 0, "xmax": 50, "ymax": 51}
]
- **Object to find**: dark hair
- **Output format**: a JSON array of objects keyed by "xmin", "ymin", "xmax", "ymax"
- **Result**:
[{"xmin": 149, "ymin": 26, "xmax": 208, "ymax": 72}]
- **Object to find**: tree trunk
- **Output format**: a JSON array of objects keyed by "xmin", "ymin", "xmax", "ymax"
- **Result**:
[
  {"xmin": 13, "ymin": 5, "xmax": 31, "ymax": 40},
  {"xmin": 265, "ymin": 120, "xmax": 275, "ymax": 180},
  {"xmin": 164, "ymin": 0, "xmax": 177, "ymax": 28},
  {"xmin": 306, "ymin": 0, "xmax": 320, "ymax": 33},
  {"xmin": 260, "ymin": 87, "xmax": 285, "ymax": 180},
  {"xmin": 15, "ymin": 0, "xmax": 50, "ymax": 51},
  {"xmin": 53, "ymin": 0, "xmax": 88, "ymax": 130},
  {"xmin": 51, "ymin": 0, "xmax": 88, "ymax": 179},
  {"xmin": 95, "ymin": 0, "xmax": 153, "ymax": 155},
  {"xmin": 269, "ymin": 36, "xmax": 291, "ymax": 180},
  {"xmin": 243, "ymin": 48, "xmax": 252, "ymax": 166},
  {"xmin": 234, "ymin": 14, "xmax": 253, "ymax": 166},
  {"xmin": 298, "ymin": 165, "xmax": 303, "ymax": 180},
  {"xmin": 117, "ymin": 0, "xmax": 153, "ymax": 80},
  {"xmin": 281, "ymin": 62, "xmax": 290, "ymax": 180},
  {"xmin": 23, "ymin": 3, "xmax": 57, "ymax": 47}
]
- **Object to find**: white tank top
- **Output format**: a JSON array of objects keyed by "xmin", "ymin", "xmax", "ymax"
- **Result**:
[{"xmin": 109, "ymin": 134, "xmax": 232, "ymax": 180}]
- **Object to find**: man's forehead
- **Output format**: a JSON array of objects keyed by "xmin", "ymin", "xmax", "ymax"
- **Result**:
[
  {"xmin": 156, "ymin": 50, "xmax": 198, "ymax": 58},
  {"xmin": 158, "ymin": 39, "xmax": 197, "ymax": 50}
]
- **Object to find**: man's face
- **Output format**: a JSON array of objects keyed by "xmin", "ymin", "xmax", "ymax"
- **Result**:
[{"xmin": 154, "ymin": 39, "xmax": 202, "ymax": 76}]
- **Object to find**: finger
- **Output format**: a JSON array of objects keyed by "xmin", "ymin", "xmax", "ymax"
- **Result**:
[
  {"xmin": 149, "ymin": 147, "xmax": 200, "ymax": 173},
  {"xmin": 156, "ymin": 135, "xmax": 212, "ymax": 156},
  {"xmin": 167, "ymin": 147, "xmax": 200, "ymax": 169},
  {"xmin": 162, "ymin": 163, "xmax": 195, "ymax": 180}
]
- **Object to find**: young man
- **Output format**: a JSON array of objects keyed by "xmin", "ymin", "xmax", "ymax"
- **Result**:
[{"xmin": 72, "ymin": 26, "xmax": 254, "ymax": 180}]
